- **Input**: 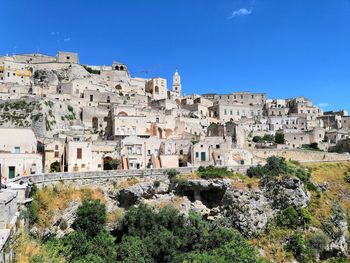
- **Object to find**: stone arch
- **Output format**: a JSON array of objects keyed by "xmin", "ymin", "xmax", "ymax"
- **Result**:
[
  {"xmin": 50, "ymin": 161, "xmax": 61, "ymax": 172},
  {"xmin": 103, "ymin": 156, "xmax": 113, "ymax": 170},
  {"xmin": 120, "ymin": 66, "xmax": 124, "ymax": 70},
  {"xmin": 117, "ymin": 111, "xmax": 128, "ymax": 117},
  {"xmin": 115, "ymin": 85, "xmax": 122, "ymax": 90},
  {"xmin": 92, "ymin": 117, "xmax": 98, "ymax": 129},
  {"xmin": 155, "ymin": 86, "xmax": 159, "ymax": 94},
  {"xmin": 115, "ymin": 66, "xmax": 119, "ymax": 70}
]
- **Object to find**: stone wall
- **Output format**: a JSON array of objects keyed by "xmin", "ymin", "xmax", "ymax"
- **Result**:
[
  {"xmin": 251, "ymin": 149, "xmax": 350, "ymax": 162},
  {"xmin": 11, "ymin": 166, "xmax": 252, "ymax": 186}
]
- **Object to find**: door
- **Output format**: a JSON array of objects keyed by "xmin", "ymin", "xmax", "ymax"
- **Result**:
[
  {"xmin": 9, "ymin": 166, "xmax": 15, "ymax": 179},
  {"xmin": 201, "ymin": 152, "xmax": 206, "ymax": 161}
]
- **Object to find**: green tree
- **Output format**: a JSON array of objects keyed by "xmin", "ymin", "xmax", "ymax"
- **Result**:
[
  {"xmin": 72, "ymin": 199, "xmax": 107, "ymax": 237},
  {"xmin": 117, "ymin": 236, "xmax": 152, "ymax": 263},
  {"xmin": 275, "ymin": 132, "xmax": 285, "ymax": 144}
]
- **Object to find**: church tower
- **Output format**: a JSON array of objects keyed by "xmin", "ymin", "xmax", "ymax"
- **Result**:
[{"xmin": 172, "ymin": 69, "xmax": 182, "ymax": 97}]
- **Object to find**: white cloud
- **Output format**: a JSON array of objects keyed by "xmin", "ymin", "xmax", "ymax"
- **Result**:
[
  {"xmin": 228, "ymin": 8, "xmax": 252, "ymax": 19},
  {"xmin": 63, "ymin": 37, "xmax": 71, "ymax": 42},
  {"xmin": 50, "ymin": 31, "xmax": 60, "ymax": 36},
  {"xmin": 318, "ymin": 102, "xmax": 330, "ymax": 108}
]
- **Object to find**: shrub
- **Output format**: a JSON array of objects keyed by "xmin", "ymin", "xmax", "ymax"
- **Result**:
[
  {"xmin": 276, "ymin": 206, "xmax": 313, "ymax": 229},
  {"xmin": 308, "ymin": 231, "xmax": 329, "ymax": 257},
  {"xmin": 253, "ymin": 136, "xmax": 263, "ymax": 143},
  {"xmin": 262, "ymin": 134, "xmax": 274, "ymax": 142},
  {"xmin": 264, "ymin": 156, "xmax": 289, "ymax": 177},
  {"xmin": 197, "ymin": 165, "xmax": 233, "ymax": 179},
  {"xmin": 166, "ymin": 169, "xmax": 179, "ymax": 179},
  {"xmin": 72, "ymin": 199, "xmax": 107, "ymax": 237},
  {"xmin": 285, "ymin": 231, "xmax": 312, "ymax": 263},
  {"xmin": 153, "ymin": 180, "xmax": 161, "ymax": 188},
  {"xmin": 344, "ymin": 174, "xmax": 350, "ymax": 183},
  {"xmin": 275, "ymin": 132, "xmax": 285, "ymax": 144},
  {"xmin": 247, "ymin": 165, "xmax": 266, "ymax": 178}
]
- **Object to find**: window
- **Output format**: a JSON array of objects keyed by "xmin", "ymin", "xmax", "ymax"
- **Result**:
[
  {"xmin": 77, "ymin": 148, "xmax": 82, "ymax": 159},
  {"xmin": 90, "ymin": 95, "xmax": 93, "ymax": 102},
  {"xmin": 66, "ymin": 56, "xmax": 70, "ymax": 60},
  {"xmin": 156, "ymin": 117, "xmax": 160, "ymax": 123},
  {"xmin": 127, "ymin": 146, "xmax": 132, "ymax": 154},
  {"xmin": 195, "ymin": 152, "xmax": 199, "ymax": 158},
  {"xmin": 15, "ymin": 147, "xmax": 20, "ymax": 153},
  {"xmin": 81, "ymin": 164, "xmax": 85, "ymax": 168},
  {"xmin": 54, "ymin": 151, "xmax": 59, "ymax": 158},
  {"xmin": 216, "ymin": 145, "xmax": 220, "ymax": 149},
  {"xmin": 179, "ymin": 149, "xmax": 183, "ymax": 155}
]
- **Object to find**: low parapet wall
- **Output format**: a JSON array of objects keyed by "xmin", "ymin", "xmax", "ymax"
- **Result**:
[
  {"xmin": 10, "ymin": 165, "xmax": 252, "ymax": 185},
  {"xmin": 251, "ymin": 149, "xmax": 350, "ymax": 163}
]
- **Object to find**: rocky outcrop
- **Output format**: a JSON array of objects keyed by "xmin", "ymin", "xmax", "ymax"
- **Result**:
[
  {"xmin": 30, "ymin": 201, "xmax": 81, "ymax": 239},
  {"xmin": 221, "ymin": 189, "xmax": 275, "ymax": 237},
  {"xmin": 261, "ymin": 176, "xmax": 310, "ymax": 209},
  {"xmin": 323, "ymin": 204, "xmax": 349, "ymax": 257}
]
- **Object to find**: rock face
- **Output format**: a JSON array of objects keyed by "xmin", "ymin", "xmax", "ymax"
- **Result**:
[
  {"xmin": 221, "ymin": 189, "xmax": 275, "ymax": 237},
  {"xmin": 261, "ymin": 176, "xmax": 310, "ymax": 209},
  {"xmin": 30, "ymin": 200, "xmax": 81, "ymax": 239},
  {"xmin": 323, "ymin": 204, "xmax": 349, "ymax": 257},
  {"xmin": 29, "ymin": 175, "xmax": 311, "ymax": 239}
]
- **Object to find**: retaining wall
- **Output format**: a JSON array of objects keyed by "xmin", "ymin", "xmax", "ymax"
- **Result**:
[
  {"xmin": 10, "ymin": 165, "xmax": 252, "ymax": 186},
  {"xmin": 251, "ymin": 149, "xmax": 350, "ymax": 163}
]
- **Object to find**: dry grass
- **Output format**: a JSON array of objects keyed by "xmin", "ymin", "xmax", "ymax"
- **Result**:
[
  {"xmin": 303, "ymin": 161, "xmax": 350, "ymax": 223},
  {"xmin": 15, "ymin": 230, "xmax": 40, "ymax": 263},
  {"xmin": 107, "ymin": 208, "xmax": 125, "ymax": 224},
  {"xmin": 117, "ymin": 177, "xmax": 140, "ymax": 188},
  {"xmin": 250, "ymin": 226, "xmax": 294, "ymax": 263},
  {"xmin": 35, "ymin": 184, "xmax": 105, "ymax": 229},
  {"xmin": 231, "ymin": 176, "xmax": 260, "ymax": 190}
]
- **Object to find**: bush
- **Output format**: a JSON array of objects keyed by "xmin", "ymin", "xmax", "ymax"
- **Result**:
[
  {"xmin": 276, "ymin": 206, "xmax": 313, "ymax": 229},
  {"xmin": 285, "ymin": 231, "xmax": 312, "ymax": 263},
  {"xmin": 197, "ymin": 165, "xmax": 233, "ymax": 179},
  {"xmin": 253, "ymin": 136, "xmax": 263, "ymax": 143},
  {"xmin": 344, "ymin": 174, "xmax": 350, "ymax": 183},
  {"xmin": 153, "ymin": 180, "xmax": 161, "ymax": 188},
  {"xmin": 72, "ymin": 199, "xmax": 107, "ymax": 237},
  {"xmin": 166, "ymin": 169, "xmax": 179, "ymax": 179},
  {"xmin": 263, "ymin": 134, "xmax": 274, "ymax": 142},
  {"xmin": 264, "ymin": 156, "xmax": 289, "ymax": 177},
  {"xmin": 308, "ymin": 231, "xmax": 329, "ymax": 257},
  {"xmin": 275, "ymin": 132, "xmax": 285, "ymax": 144},
  {"xmin": 247, "ymin": 165, "xmax": 266, "ymax": 178}
]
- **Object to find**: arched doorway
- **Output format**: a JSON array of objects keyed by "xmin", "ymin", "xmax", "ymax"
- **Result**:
[
  {"xmin": 155, "ymin": 86, "xmax": 159, "ymax": 94},
  {"xmin": 92, "ymin": 117, "xmax": 98, "ymax": 130},
  {"xmin": 103, "ymin": 156, "xmax": 113, "ymax": 170},
  {"xmin": 50, "ymin": 161, "xmax": 61, "ymax": 172}
]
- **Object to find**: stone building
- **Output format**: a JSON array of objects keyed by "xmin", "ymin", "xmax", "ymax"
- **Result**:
[{"xmin": 0, "ymin": 128, "xmax": 42, "ymax": 181}]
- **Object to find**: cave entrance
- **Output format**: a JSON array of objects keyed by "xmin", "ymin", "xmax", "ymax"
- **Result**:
[{"xmin": 199, "ymin": 189, "xmax": 226, "ymax": 208}]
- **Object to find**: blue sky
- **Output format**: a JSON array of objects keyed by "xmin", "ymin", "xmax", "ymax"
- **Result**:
[{"xmin": 2, "ymin": 0, "xmax": 350, "ymax": 110}]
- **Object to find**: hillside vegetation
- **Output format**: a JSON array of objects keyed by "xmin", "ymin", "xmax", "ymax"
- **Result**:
[{"xmin": 15, "ymin": 159, "xmax": 350, "ymax": 262}]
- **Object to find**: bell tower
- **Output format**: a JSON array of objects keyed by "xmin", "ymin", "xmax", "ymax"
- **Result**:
[{"xmin": 172, "ymin": 69, "xmax": 181, "ymax": 97}]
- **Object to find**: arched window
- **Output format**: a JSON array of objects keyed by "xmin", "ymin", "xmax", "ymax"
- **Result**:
[
  {"xmin": 107, "ymin": 96, "xmax": 110, "ymax": 103},
  {"xmin": 155, "ymin": 86, "xmax": 159, "ymax": 94}
]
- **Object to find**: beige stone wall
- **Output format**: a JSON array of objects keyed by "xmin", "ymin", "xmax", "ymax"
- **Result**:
[{"xmin": 251, "ymin": 149, "xmax": 350, "ymax": 162}]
